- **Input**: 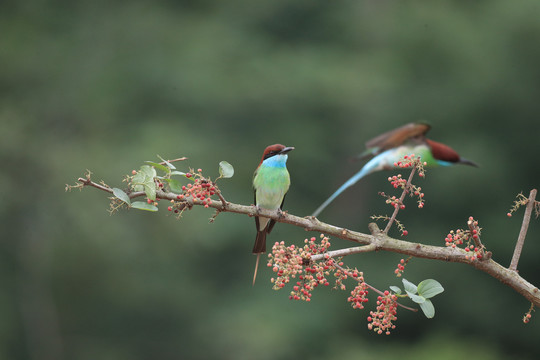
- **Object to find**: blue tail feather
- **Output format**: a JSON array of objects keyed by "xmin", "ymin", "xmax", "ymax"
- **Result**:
[{"xmin": 312, "ymin": 154, "xmax": 386, "ymax": 217}]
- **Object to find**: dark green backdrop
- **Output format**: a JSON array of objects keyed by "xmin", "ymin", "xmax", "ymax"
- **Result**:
[{"xmin": 1, "ymin": 1, "xmax": 539, "ymax": 359}]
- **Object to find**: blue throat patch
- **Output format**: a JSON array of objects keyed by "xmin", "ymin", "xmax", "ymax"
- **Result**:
[{"xmin": 262, "ymin": 154, "xmax": 288, "ymax": 168}]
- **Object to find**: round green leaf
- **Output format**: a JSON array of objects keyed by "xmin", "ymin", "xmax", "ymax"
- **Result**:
[
  {"xmin": 406, "ymin": 292, "xmax": 425, "ymax": 304},
  {"xmin": 219, "ymin": 161, "xmax": 234, "ymax": 178},
  {"xmin": 112, "ymin": 188, "xmax": 131, "ymax": 205},
  {"xmin": 417, "ymin": 279, "xmax": 445, "ymax": 299},
  {"xmin": 419, "ymin": 299, "xmax": 435, "ymax": 318},
  {"xmin": 389, "ymin": 286, "xmax": 402, "ymax": 295},
  {"xmin": 131, "ymin": 172, "xmax": 146, "ymax": 192},
  {"xmin": 402, "ymin": 278, "xmax": 418, "ymax": 294},
  {"xmin": 140, "ymin": 164, "xmax": 157, "ymax": 178},
  {"xmin": 164, "ymin": 178, "xmax": 183, "ymax": 193},
  {"xmin": 144, "ymin": 184, "xmax": 156, "ymax": 201},
  {"xmin": 131, "ymin": 165, "xmax": 158, "ymax": 200}
]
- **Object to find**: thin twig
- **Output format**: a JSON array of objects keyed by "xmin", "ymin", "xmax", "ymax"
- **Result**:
[
  {"xmin": 77, "ymin": 177, "xmax": 112, "ymax": 194},
  {"xmin": 158, "ymin": 157, "xmax": 188, "ymax": 165},
  {"xmin": 510, "ymin": 189, "xmax": 538, "ymax": 271},
  {"xmin": 384, "ymin": 167, "xmax": 416, "ymax": 234}
]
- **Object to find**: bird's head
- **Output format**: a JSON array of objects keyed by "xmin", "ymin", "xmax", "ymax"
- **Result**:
[
  {"xmin": 259, "ymin": 144, "xmax": 295, "ymax": 165},
  {"xmin": 426, "ymin": 139, "xmax": 478, "ymax": 167}
]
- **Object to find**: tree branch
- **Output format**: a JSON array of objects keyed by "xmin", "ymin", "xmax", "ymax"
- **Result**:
[
  {"xmin": 310, "ymin": 244, "xmax": 378, "ymax": 261},
  {"xmin": 510, "ymin": 189, "xmax": 538, "ymax": 271},
  {"xmin": 75, "ymin": 177, "xmax": 540, "ymax": 308}
]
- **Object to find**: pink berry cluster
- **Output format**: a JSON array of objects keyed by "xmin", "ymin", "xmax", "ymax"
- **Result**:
[
  {"xmin": 267, "ymin": 236, "xmax": 410, "ymax": 335},
  {"xmin": 382, "ymin": 187, "xmax": 425, "ymax": 209},
  {"xmin": 382, "ymin": 156, "xmax": 426, "ymax": 210},
  {"xmin": 346, "ymin": 273, "xmax": 369, "ymax": 309},
  {"xmin": 267, "ymin": 242, "xmax": 303, "ymax": 290},
  {"xmin": 413, "ymin": 186, "xmax": 425, "ymax": 209},
  {"xmin": 388, "ymin": 174, "xmax": 407, "ymax": 189},
  {"xmin": 445, "ymin": 217, "xmax": 486, "ymax": 261},
  {"xmin": 367, "ymin": 291, "xmax": 398, "ymax": 335},
  {"xmin": 387, "ymin": 175, "xmax": 425, "ymax": 208},
  {"xmin": 170, "ymin": 169, "xmax": 217, "ymax": 212},
  {"xmin": 393, "ymin": 154, "xmax": 426, "ymax": 178},
  {"xmin": 396, "ymin": 154, "xmax": 426, "ymax": 208},
  {"xmin": 394, "ymin": 258, "xmax": 410, "ymax": 277},
  {"xmin": 464, "ymin": 244, "xmax": 484, "ymax": 260},
  {"xmin": 332, "ymin": 262, "xmax": 349, "ymax": 291},
  {"xmin": 267, "ymin": 235, "xmax": 333, "ymax": 301},
  {"xmin": 444, "ymin": 229, "xmax": 466, "ymax": 248},
  {"xmin": 381, "ymin": 192, "xmax": 406, "ymax": 210}
]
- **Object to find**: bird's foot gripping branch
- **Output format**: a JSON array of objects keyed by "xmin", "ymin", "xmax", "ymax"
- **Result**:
[{"xmin": 68, "ymin": 154, "xmax": 539, "ymax": 334}]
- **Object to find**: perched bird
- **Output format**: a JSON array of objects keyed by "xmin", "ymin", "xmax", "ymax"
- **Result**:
[
  {"xmin": 252, "ymin": 144, "xmax": 294, "ymax": 285},
  {"xmin": 312, "ymin": 123, "xmax": 477, "ymax": 217}
]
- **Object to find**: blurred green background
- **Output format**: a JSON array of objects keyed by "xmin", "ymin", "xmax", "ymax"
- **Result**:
[{"xmin": 2, "ymin": 0, "xmax": 540, "ymax": 359}]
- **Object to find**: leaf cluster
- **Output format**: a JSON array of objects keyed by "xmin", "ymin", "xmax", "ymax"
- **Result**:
[{"xmin": 391, "ymin": 279, "xmax": 444, "ymax": 318}]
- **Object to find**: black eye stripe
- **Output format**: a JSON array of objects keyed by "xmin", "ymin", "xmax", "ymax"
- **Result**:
[{"xmin": 264, "ymin": 150, "xmax": 281, "ymax": 160}]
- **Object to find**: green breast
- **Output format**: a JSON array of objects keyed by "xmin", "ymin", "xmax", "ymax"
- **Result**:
[{"xmin": 253, "ymin": 166, "xmax": 290, "ymax": 210}]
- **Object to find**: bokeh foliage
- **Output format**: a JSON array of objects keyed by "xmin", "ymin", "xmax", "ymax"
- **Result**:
[{"xmin": 1, "ymin": 0, "xmax": 539, "ymax": 359}]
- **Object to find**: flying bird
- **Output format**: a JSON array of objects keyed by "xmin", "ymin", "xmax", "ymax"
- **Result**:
[
  {"xmin": 252, "ymin": 144, "xmax": 294, "ymax": 285},
  {"xmin": 312, "ymin": 123, "xmax": 477, "ymax": 217}
]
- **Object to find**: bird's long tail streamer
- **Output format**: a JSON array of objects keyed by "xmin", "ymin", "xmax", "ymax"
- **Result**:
[
  {"xmin": 252, "ymin": 253, "xmax": 260, "ymax": 286},
  {"xmin": 312, "ymin": 152, "xmax": 388, "ymax": 217}
]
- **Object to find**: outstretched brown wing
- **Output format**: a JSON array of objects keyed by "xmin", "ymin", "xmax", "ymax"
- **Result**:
[
  {"xmin": 365, "ymin": 122, "xmax": 430, "ymax": 152},
  {"xmin": 355, "ymin": 123, "xmax": 430, "ymax": 161}
]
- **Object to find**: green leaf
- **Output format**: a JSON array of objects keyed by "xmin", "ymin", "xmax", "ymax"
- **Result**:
[
  {"xmin": 131, "ymin": 165, "xmax": 157, "ymax": 200},
  {"xmin": 157, "ymin": 155, "xmax": 176, "ymax": 170},
  {"xmin": 406, "ymin": 292, "xmax": 426, "ymax": 304},
  {"xmin": 112, "ymin": 188, "xmax": 131, "ymax": 205},
  {"xmin": 145, "ymin": 161, "xmax": 170, "ymax": 174},
  {"xmin": 131, "ymin": 172, "xmax": 146, "ymax": 192},
  {"xmin": 417, "ymin": 279, "xmax": 445, "ymax": 299},
  {"xmin": 144, "ymin": 184, "xmax": 156, "ymax": 201},
  {"xmin": 219, "ymin": 161, "xmax": 234, "ymax": 178},
  {"xmin": 131, "ymin": 201, "xmax": 159, "ymax": 212},
  {"xmin": 142, "ymin": 165, "xmax": 157, "ymax": 179},
  {"xmin": 170, "ymin": 171, "xmax": 186, "ymax": 176},
  {"xmin": 389, "ymin": 286, "xmax": 402, "ymax": 295},
  {"xmin": 164, "ymin": 178, "xmax": 183, "ymax": 193},
  {"xmin": 402, "ymin": 278, "xmax": 418, "ymax": 294},
  {"xmin": 419, "ymin": 299, "xmax": 435, "ymax": 318}
]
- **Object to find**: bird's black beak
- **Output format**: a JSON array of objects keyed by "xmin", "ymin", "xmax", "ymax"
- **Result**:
[
  {"xmin": 280, "ymin": 146, "xmax": 295, "ymax": 154},
  {"xmin": 459, "ymin": 158, "xmax": 479, "ymax": 167}
]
